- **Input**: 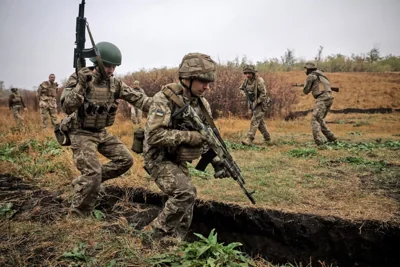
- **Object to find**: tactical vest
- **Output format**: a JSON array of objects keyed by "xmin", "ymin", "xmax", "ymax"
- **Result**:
[
  {"xmin": 78, "ymin": 78, "xmax": 119, "ymax": 130},
  {"xmin": 41, "ymin": 82, "xmax": 58, "ymax": 97},
  {"xmin": 311, "ymin": 70, "xmax": 332, "ymax": 99},
  {"xmin": 242, "ymin": 77, "xmax": 259, "ymax": 102},
  {"xmin": 11, "ymin": 93, "xmax": 23, "ymax": 106}
]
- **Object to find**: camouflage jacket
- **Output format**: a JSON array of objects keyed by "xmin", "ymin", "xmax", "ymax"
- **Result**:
[
  {"xmin": 9, "ymin": 92, "xmax": 25, "ymax": 108},
  {"xmin": 37, "ymin": 81, "xmax": 58, "ymax": 101},
  {"xmin": 239, "ymin": 75, "xmax": 269, "ymax": 106},
  {"xmin": 61, "ymin": 68, "xmax": 152, "ymax": 129},
  {"xmin": 303, "ymin": 70, "xmax": 333, "ymax": 101},
  {"xmin": 144, "ymin": 82, "xmax": 212, "ymax": 174}
]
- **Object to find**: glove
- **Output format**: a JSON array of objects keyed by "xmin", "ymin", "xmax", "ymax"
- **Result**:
[
  {"xmin": 266, "ymin": 97, "xmax": 272, "ymax": 107},
  {"xmin": 183, "ymin": 131, "xmax": 204, "ymax": 146},
  {"xmin": 212, "ymin": 157, "xmax": 230, "ymax": 179},
  {"xmin": 78, "ymin": 67, "xmax": 93, "ymax": 87}
]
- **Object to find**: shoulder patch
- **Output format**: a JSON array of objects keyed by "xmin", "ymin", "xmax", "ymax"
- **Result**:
[{"xmin": 155, "ymin": 109, "xmax": 165, "ymax": 116}]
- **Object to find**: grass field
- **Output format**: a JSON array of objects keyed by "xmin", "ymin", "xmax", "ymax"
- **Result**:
[{"xmin": 1, "ymin": 71, "xmax": 400, "ymax": 266}]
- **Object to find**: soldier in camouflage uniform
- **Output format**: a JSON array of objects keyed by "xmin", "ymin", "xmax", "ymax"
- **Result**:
[
  {"xmin": 8, "ymin": 88, "xmax": 27, "ymax": 125},
  {"xmin": 129, "ymin": 80, "xmax": 145, "ymax": 124},
  {"xmin": 143, "ymin": 53, "xmax": 226, "ymax": 238},
  {"xmin": 239, "ymin": 64, "xmax": 271, "ymax": 145},
  {"xmin": 303, "ymin": 62, "xmax": 337, "ymax": 145},
  {"xmin": 61, "ymin": 42, "xmax": 153, "ymax": 216},
  {"xmin": 37, "ymin": 74, "xmax": 59, "ymax": 128}
]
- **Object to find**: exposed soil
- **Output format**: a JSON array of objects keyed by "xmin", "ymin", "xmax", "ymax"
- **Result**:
[{"xmin": 1, "ymin": 174, "xmax": 399, "ymax": 267}]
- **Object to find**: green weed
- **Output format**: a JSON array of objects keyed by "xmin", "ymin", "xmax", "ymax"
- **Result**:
[
  {"xmin": 353, "ymin": 121, "xmax": 370, "ymax": 127},
  {"xmin": 225, "ymin": 141, "xmax": 268, "ymax": 151},
  {"xmin": 341, "ymin": 156, "xmax": 388, "ymax": 168},
  {"xmin": 62, "ymin": 242, "xmax": 95, "ymax": 266},
  {"xmin": 149, "ymin": 229, "xmax": 254, "ymax": 267},
  {"xmin": 288, "ymin": 148, "xmax": 317, "ymax": 158}
]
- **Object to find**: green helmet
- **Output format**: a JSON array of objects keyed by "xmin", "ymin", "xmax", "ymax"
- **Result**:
[
  {"xmin": 243, "ymin": 64, "xmax": 257, "ymax": 74},
  {"xmin": 304, "ymin": 62, "xmax": 317, "ymax": 69},
  {"xmin": 178, "ymin": 53, "xmax": 216, "ymax": 82},
  {"xmin": 11, "ymin": 88, "xmax": 17, "ymax": 92},
  {"xmin": 90, "ymin": 42, "xmax": 122, "ymax": 66},
  {"xmin": 133, "ymin": 80, "xmax": 140, "ymax": 85}
]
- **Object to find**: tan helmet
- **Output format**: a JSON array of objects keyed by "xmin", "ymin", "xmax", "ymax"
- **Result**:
[
  {"xmin": 133, "ymin": 80, "xmax": 140, "ymax": 86},
  {"xmin": 178, "ymin": 53, "xmax": 216, "ymax": 82},
  {"xmin": 243, "ymin": 64, "xmax": 257, "ymax": 74},
  {"xmin": 304, "ymin": 62, "xmax": 317, "ymax": 69}
]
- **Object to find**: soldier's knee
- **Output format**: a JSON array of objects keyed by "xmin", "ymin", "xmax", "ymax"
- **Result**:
[{"xmin": 120, "ymin": 154, "xmax": 134, "ymax": 172}]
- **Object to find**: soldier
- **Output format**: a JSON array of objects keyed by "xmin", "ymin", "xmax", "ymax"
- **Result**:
[
  {"xmin": 143, "ymin": 53, "xmax": 226, "ymax": 239},
  {"xmin": 8, "ymin": 88, "xmax": 27, "ymax": 125},
  {"xmin": 303, "ymin": 62, "xmax": 337, "ymax": 145},
  {"xmin": 239, "ymin": 64, "xmax": 271, "ymax": 145},
  {"xmin": 129, "ymin": 80, "xmax": 145, "ymax": 124},
  {"xmin": 61, "ymin": 42, "xmax": 152, "ymax": 216},
  {"xmin": 37, "ymin": 74, "xmax": 59, "ymax": 128}
]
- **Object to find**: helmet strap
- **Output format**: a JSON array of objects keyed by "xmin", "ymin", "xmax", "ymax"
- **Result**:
[{"xmin": 179, "ymin": 78, "xmax": 195, "ymax": 97}]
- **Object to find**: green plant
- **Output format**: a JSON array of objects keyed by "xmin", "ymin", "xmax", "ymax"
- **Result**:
[
  {"xmin": 341, "ymin": 156, "xmax": 387, "ymax": 168},
  {"xmin": 347, "ymin": 131, "xmax": 362, "ymax": 136},
  {"xmin": 225, "ymin": 141, "xmax": 268, "ymax": 151},
  {"xmin": 149, "ymin": 229, "xmax": 254, "ymax": 267},
  {"xmin": 353, "ymin": 121, "xmax": 370, "ymax": 127},
  {"xmin": 0, "ymin": 202, "xmax": 16, "ymax": 218},
  {"xmin": 288, "ymin": 148, "xmax": 317, "ymax": 158},
  {"xmin": 62, "ymin": 242, "xmax": 95, "ymax": 266},
  {"xmin": 93, "ymin": 209, "xmax": 105, "ymax": 220}
]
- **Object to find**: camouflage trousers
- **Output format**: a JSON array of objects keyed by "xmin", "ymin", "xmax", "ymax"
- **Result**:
[
  {"xmin": 69, "ymin": 129, "xmax": 134, "ymax": 213},
  {"xmin": 150, "ymin": 161, "xmax": 197, "ymax": 236},
  {"xmin": 131, "ymin": 107, "xmax": 142, "ymax": 124},
  {"xmin": 40, "ymin": 106, "xmax": 57, "ymax": 128},
  {"xmin": 247, "ymin": 105, "xmax": 270, "ymax": 141},
  {"xmin": 311, "ymin": 99, "xmax": 336, "ymax": 145},
  {"xmin": 12, "ymin": 105, "xmax": 24, "ymax": 125}
]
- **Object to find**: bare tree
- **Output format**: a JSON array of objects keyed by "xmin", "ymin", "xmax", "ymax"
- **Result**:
[
  {"xmin": 367, "ymin": 45, "xmax": 381, "ymax": 63},
  {"xmin": 315, "ymin": 45, "xmax": 324, "ymax": 66},
  {"xmin": 281, "ymin": 49, "xmax": 296, "ymax": 71}
]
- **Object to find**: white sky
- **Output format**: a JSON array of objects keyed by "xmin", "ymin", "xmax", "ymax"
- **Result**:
[{"xmin": 0, "ymin": 0, "xmax": 399, "ymax": 89}]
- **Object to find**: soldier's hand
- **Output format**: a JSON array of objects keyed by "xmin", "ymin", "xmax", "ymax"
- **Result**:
[
  {"xmin": 184, "ymin": 131, "xmax": 205, "ymax": 146},
  {"xmin": 240, "ymin": 90, "xmax": 246, "ymax": 98},
  {"xmin": 214, "ymin": 164, "xmax": 229, "ymax": 179},
  {"xmin": 24, "ymin": 107, "xmax": 28, "ymax": 112},
  {"xmin": 78, "ymin": 67, "xmax": 93, "ymax": 87}
]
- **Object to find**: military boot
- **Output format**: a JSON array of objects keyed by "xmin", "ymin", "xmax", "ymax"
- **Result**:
[{"xmin": 241, "ymin": 137, "xmax": 253, "ymax": 146}]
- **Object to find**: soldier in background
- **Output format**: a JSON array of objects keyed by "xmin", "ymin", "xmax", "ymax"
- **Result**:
[
  {"xmin": 37, "ymin": 74, "xmax": 58, "ymax": 128},
  {"xmin": 239, "ymin": 64, "xmax": 271, "ymax": 145},
  {"xmin": 61, "ymin": 42, "xmax": 152, "ymax": 217},
  {"xmin": 129, "ymin": 80, "xmax": 146, "ymax": 125},
  {"xmin": 303, "ymin": 62, "xmax": 337, "ymax": 145},
  {"xmin": 9, "ymin": 88, "xmax": 27, "ymax": 125},
  {"xmin": 143, "ymin": 53, "xmax": 228, "ymax": 239}
]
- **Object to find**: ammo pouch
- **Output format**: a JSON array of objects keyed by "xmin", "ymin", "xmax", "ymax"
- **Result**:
[
  {"xmin": 176, "ymin": 145, "xmax": 202, "ymax": 162},
  {"xmin": 131, "ymin": 128, "xmax": 145, "ymax": 154},
  {"xmin": 80, "ymin": 102, "xmax": 118, "ymax": 130}
]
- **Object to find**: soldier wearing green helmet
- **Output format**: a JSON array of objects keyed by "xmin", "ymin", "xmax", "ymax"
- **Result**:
[
  {"xmin": 303, "ymin": 61, "xmax": 337, "ymax": 145},
  {"xmin": 61, "ymin": 41, "xmax": 153, "ymax": 217},
  {"xmin": 239, "ymin": 64, "xmax": 272, "ymax": 145},
  {"xmin": 142, "ymin": 53, "xmax": 228, "ymax": 239}
]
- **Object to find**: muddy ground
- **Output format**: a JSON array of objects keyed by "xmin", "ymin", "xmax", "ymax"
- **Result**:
[{"xmin": 1, "ymin": 174, "xmax": 399, "ymax": 267}]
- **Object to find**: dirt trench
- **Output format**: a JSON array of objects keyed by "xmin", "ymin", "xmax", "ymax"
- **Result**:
[{"xmin": 1, "ymin": 174, "xmax": 399, "ymax": 266}]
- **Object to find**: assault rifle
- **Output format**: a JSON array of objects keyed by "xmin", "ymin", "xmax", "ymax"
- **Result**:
[
  {"xmin": 240, "ymin": 84, "xmax": 256, "ymax": 112},
  {"xmin": 173, "ymin": 104, "xmax": 256, "ymax": 204},
  {"xmin": 73, "ymin": 0, "xmax": 105, "ymax": 76},
  {"xmin": 291, "ymin": 83, "xmax": 339, "ymax": 92}
]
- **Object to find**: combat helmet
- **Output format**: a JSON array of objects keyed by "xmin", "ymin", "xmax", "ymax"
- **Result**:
[
  {"xmin": 243, "ymin": 64, "xmax": 257, "ymax": 74},
  {"xmin": 133, "ymin": 80, "xmax": 140, "ymax": 85},
  {"xmin": 304, "ymin": 62, "xmax": 317, "ymax": 69},
  {"xmin": 90, "ymin": 42, "xmax": 122, "ymax": 66},
  {"xmin": 178, "ymin": 53, "xmax": 216, "ymax": 82},
  {"xmin": 11, "ymin": 88, "xmax": 18, "ymax": 92}
]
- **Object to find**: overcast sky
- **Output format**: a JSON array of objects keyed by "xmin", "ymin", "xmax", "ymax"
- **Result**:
[{"xmin": 0, "ymin": 0, "xmax": 399, "ymax": 89}]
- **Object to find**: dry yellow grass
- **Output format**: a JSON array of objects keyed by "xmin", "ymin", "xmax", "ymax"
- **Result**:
[
  {"xmin": 1, "ymin": 104, "xmax": 399, "ymax": 223},
  {"xmin": 277, "ymin": 71, "xmax": 400, "ymax": 111}
]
